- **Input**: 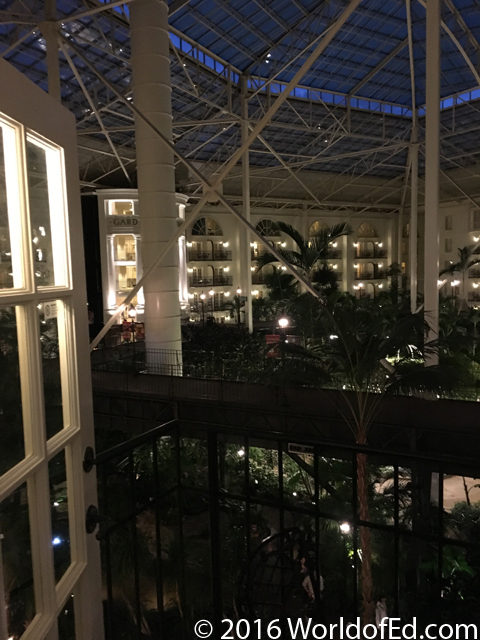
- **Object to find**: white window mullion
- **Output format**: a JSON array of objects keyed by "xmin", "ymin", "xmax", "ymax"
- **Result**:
[{"xmin": 27, "ymin": 467, "xmax": 57, "ymax": 632}]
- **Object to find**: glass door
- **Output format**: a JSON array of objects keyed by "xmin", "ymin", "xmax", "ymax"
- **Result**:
[{"xmin": 0, "ymin": 75, "xmax": 103, "ymax": 640}]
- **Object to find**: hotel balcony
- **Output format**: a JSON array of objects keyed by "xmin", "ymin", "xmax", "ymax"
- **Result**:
[
  {"xmin": 188, "ymin": 250, "xmax": 232, "ymax": 261},
  {"xmin": 355, "ymin": 270, "xmax": 386, "ymax": 280},
  {"xmin": 189, "ymin": 275, "xmax": 233, "ymax": 287},
  {"xmin": 355, "ymin": 249, "xmax": 387, "ymax": 259}
]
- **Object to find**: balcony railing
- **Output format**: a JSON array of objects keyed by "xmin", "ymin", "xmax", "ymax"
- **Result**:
[
  {"xmin": 252, "ymin": 273, "xmax": 266, "ymax": 284},
  {"xmin": 326, "ymin": 249, "xmax": 342, "ymax": 259},
  {"xmin": 355, "ymin": 249, "xmax": 387, "ymax": 259},
  {"xmin": 469, "ymin": 269, "xmax": 480, "ymax": 279},
  {"xmin": 468, "ymin": 292, "xmax": 480, "ymax": 301},
  {"xmin": 355, "ymin": 270, "xmax": 386, "ymax": 280},
  {"xmin": 188, "ymin": 250, "xmax": 232, "ymax": 261},
  {"xmin": 189, "ymin": 276, "xmax": 233, "ymax": 287}
]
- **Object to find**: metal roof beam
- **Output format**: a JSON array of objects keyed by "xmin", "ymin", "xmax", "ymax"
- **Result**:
[
  {"xmin": 350, "ymin": 37, "xmax": 409, "ymax": 95},
  {"xmin": 444, "ymin": 0, "xmax": 480, "ymax": 55}
]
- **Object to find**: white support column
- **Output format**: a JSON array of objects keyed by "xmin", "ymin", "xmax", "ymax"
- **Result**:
[
  {"xmin": 424, "ymin": 0, "xmax": 441, "ymax": 364},
  {"xmin": 41, "ymin": 0, "xmax": 61, "ymax": 101},
  {"xmin": 130, "ymin": 0, "xmax": 181, "ymax": 353},
  {"xmin": 410, "ymin": 126, "xmax": 419, "ymax": 313},
  {"xmin": 242, "ymin": 77, "xmax": 253, "ymax": 333}
]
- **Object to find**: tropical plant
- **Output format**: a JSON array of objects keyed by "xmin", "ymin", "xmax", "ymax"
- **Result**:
[
  {"xmin": 440, "ymin": 246, "xmax": 480, "ymax": 306},
  {"xmin": 222, "ymin": 295, "xmax": 245, "ymax": 324},
  {"xmin": 255, "ymin": 295, "xmax": 467, "ymax": 622},
  {"xmin": 255, "ymin": 221, "xmax": 352, "ymax": 293}
]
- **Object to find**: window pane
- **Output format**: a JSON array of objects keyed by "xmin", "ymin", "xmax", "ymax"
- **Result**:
[
  {"xmin": 110, "ymin": 200, "xmax": 133, "ymax": 216},
  {"xmin": 0, "ymin": 482, "xmax": 36, "ymax": 638},
  {"xmin": 26, "ymin": 138, "xmax": 67, "ymax": 288},
  {"xmin": 39, "ymin": 300, "xmax": 64, "ymax": 438},
  {"xmin": 49, "ymin": 449, "xmax": 71, "ymax": 582},
  {"xmin": 113, "ymin": 234, "xmax": 136, "ymax": 262},
  {"xmin": 58, "ymin": 593, "xmax": 75, "ymax": 640},
  {"xmin": 0, "ymin": 306, "xmax": 25, "ymax": 475},
  {"xmin": 0, "ymin": 126, "xmax": 13, "ymax": 290}
]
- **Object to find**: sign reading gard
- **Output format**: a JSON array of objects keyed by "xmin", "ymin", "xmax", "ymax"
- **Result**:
[{"xmin": 107, "ymin": 215, "xmax": 141, "ymax": 233}]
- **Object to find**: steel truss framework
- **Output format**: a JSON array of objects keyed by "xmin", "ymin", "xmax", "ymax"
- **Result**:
[{"xmin": 1, "ymin": 0, "xmax": 480, "ymax": 212}]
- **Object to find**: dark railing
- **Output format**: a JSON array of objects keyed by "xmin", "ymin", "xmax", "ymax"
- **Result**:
[
  {"xmin": 468, "ymin": 292, "xmax": 480, "ymax": 301},
  {"xmin": 93, "ymin": 416, "xmax": 480, "ymax": 640},
  {"xmin": 188, "ymin": 251, "xmax": 232, "ymax": 261},
  {"xmin": 354, "ymin": 270, "xmax": 386, "ymax": 280},
  {"xmin": 189, "ymin": 276, "xmax": 233, "ymax": 287},
  {"xmin": 469, "ymin": 269, "xmax": 480, "ymax": 279},
  {"xmin": 326, "ymin": 249, "xmax": 342, "ymax": 259},
  {"xmin": 251, "ymin": 273, "xmax": 265, "ymax": 285},
  {"xmin": 355, "ymin": 249, "xmax": 387, "ymax": 259}
]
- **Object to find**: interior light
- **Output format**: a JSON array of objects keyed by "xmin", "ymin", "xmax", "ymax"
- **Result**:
[
  {"xmin": 238, "ymin": 448, "xmax": 245, "ymax": 457},
  {"xmin": 340, "ymin": 523, "xmax": 350, "ymax": 534},
  {"xmin": 354, "ymin": 264, "xmax": 359, "ymax": 268},
  {"xmin": 236, "ymin": 287, "xmax": 242, "ymax": 294},
  {"xmin": 39, "ymin": 226, "xmax": 46, "ymax": 236},
  {"xmin": 33, "ymin": 236, "xmax": 38, "ymax": 244},
  {"xmin": 223, "ymin": 242, "xmax": 229, "ymax": 247},
  {"xmin": 378, "ymin": 284, "xmax": 383, "ymax": 288},
  {"xmin": 224, "ymin": 266, "xmax": 230, "ymax": 272},
  {"xmin": 353, "ymin": 243, "xmax": 358, "ymax": 247},
  {"xmin": 225, "ymin": 292, "xmax": 230, "ymax": 297},
  {"xmin": 474, "ymin": 236, "xmax": 480, "ymax": 242},
  {"xmin": 251, "ymin": 266, "xmax": 255, "ymax": 271},
  {"xmin": 200, "ymin": 293, "xmax": 206, "ymax": 299},
  {"xmin": 52, "ymin": 537, "xmax": 62, "ymax": 545},
  {"xmin": 53, "ymin": 501, "xmax": 59, "ymax": 507},
  {"xmin": 209, "ymin": 289, "xmax": 214, "ymax": 295},
  {"xmin": 278, "ymin": 317, "xmax": 289, "ymax": 328},
  {"xmin": 378, "ymin": 243, "xmax": 383, "ymax": 247},
  {"xmin": 329, "ymin": 334, "xmax": 338, "ymax": 339},
  {"xmin": 332, "ymin": 242, "xmax": 337, "ymax": 248},
  {"xmin": 281, "ymin": 242, "xmax": 286, "ymax": 247}
]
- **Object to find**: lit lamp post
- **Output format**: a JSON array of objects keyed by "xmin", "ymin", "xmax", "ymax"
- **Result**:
[
  {"xmin": 209, "ymin": 288, "xmax": 214, "ymax": 314},
  {"xmin": 340, "ymin": 522, "xmax": 351, "ymax": 616},
  {"xmin": 277, "ymin": 316, "xmax": 289, "ymax": 338},
  {"xmin": 200, "ymin": 292, "xmax": 206, "ymax": 323},
  {"xmin": 128, "ymin": 304, "xmax": 136, "ymax": 342}
]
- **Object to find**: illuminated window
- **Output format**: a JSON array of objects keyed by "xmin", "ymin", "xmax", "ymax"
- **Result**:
[
  {"xmin": 255, "ymin": 219, "xmax": 280, "ymax": 237},
  {"xmin": 357, "ymin": 222, "xmax": 378, "ymax": 238},
  {"xmin": 192, "ymin": 216, "xmax": 223, "ymax": 236},
  {"xmin": 109, "ymin": 200, "xmax": 134, "ymax": 215}
]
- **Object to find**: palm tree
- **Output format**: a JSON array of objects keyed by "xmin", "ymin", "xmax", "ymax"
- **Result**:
[
  {"xmin": 222, "ymin": 295, "xmax": 245, "ymax": 324},
  {"xmin": 257, "ymin": 297, "xmax": 465, "ymax": 622},
  {"xmin": 440, "ymin": 246, "xmax": 480, "ymax": 306},
  {"xmin": 255, "ymin": 221, "xmax": 352, "ymax": 292}
]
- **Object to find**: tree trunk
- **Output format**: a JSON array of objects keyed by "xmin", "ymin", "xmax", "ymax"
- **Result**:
[{"xmin": 356, "ymin": 445, "xmax": 375, "ymax": 625}]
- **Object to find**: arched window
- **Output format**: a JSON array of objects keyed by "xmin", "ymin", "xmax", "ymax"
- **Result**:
[
  {"xmin": 255, "ymin": 219, "xmax": 280, "ymax": 237},
  {"xmin": 309, "ymin": 220, "xmax": 328, "ymax": 236},
  {"xmin": 191, "ymin": 217, "xmax": 223, "ymax": 236},
  {"xmin": 357, "ymin": 222, "xmax": 378, "ymax": 238}
]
